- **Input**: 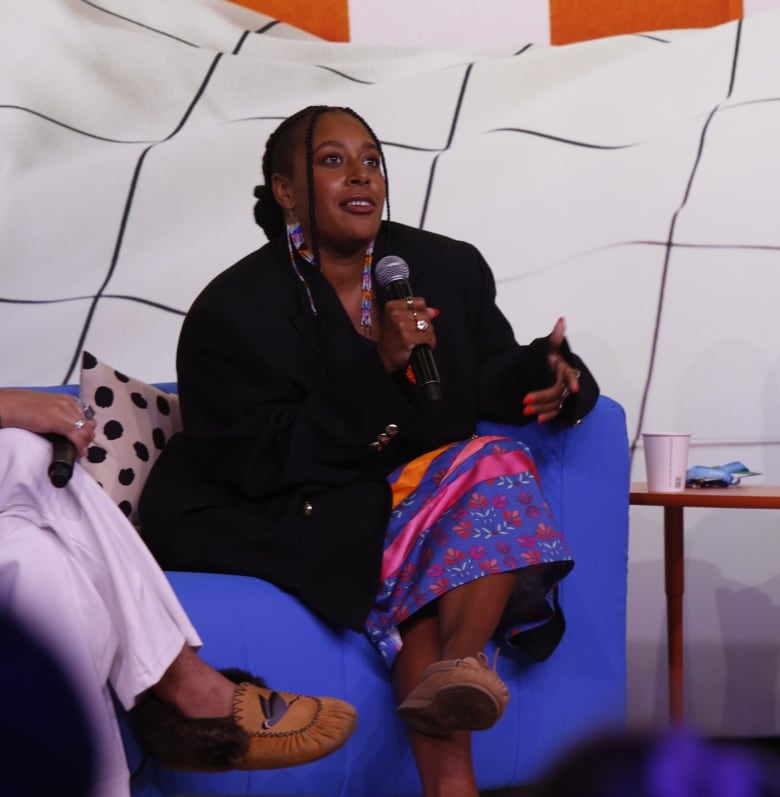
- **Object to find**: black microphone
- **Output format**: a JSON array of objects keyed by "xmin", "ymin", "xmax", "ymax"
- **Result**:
[
  {"xmin": 374, "ymin": 255, "xmax": 443, "ymax": 402},
  {"xmin": 48, "ymin": 435, "xmax": 76, "ymax": 488}
]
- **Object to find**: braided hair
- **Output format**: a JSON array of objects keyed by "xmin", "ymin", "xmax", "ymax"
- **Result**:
[{"xmin": 253, "ymin": 105, "xmax": 391, "ymax": 266}]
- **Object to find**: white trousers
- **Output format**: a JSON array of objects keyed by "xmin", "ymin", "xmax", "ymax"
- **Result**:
[{"xmin": 0, "ymin": 428, "xmax": 202, "ymax": 797}]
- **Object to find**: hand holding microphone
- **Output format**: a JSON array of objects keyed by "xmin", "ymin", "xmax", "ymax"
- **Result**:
[
  {"xmin": 374, "ymin": 255, "xmax": 443, "ymax": 402},
  {"xmin": 48, "ymin": 401, "xmax": 95, "ymax": 488}
]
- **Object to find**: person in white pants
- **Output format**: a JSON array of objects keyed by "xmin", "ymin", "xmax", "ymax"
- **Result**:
[{"xmin": 0, "ymin": 389, "xmax": 357, "ymax": 797}]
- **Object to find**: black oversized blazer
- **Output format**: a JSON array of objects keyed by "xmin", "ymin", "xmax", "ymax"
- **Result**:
[{"xmin": 140, "ymin": 222, "xmax": 598, "ymax": 630}]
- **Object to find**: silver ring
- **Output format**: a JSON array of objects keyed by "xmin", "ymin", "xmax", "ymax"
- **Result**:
[
  {"xmin": 561, "ymin": 386, "xmax": 570, "ymax": 402},
  {"xmin": 570, "ymin": 368, "xmax": 581, "ymax": 379},
  {"xmin": 405, "ymin": 297, "xmax": 414, "ymax": 311},
  {"xmin": 75, "ymin": 418, "xmax": 86, "ymax": 430},
  {"xmin": 77, "ymin": 399, "xmax": 95, "ymax": 420},
  {"xmin": 416, "ymin": 319, "xmax": 429, "ymax": 331}
]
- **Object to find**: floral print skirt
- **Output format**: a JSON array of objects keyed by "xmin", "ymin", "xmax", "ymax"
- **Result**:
[{"xmin": 364, "ymin": 436, "xmax": 574, "ymax": 668}]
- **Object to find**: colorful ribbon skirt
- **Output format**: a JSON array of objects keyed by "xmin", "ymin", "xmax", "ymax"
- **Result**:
[{"xmin": 365, "ymin": 436, "xmax": 574, "ymax": 668}]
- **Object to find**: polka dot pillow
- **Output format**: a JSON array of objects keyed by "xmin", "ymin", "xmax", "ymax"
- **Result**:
[{"xmin": 79, "ymin": 351, "xmax": 181, "ymax": 527}]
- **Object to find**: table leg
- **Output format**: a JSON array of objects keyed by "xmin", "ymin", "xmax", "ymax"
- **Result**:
[{"xmin": 663, "ymin": 505, "xmax": 684, "ymax": 724}]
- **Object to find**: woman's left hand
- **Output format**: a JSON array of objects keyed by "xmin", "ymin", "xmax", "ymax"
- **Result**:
[{"xmin": 522, "ymin": 317, "xmax": 581, "ymax": 423}]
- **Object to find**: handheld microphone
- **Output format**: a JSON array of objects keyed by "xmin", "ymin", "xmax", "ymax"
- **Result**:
[
  {"xmin": 48, "ymin": 435, "xmax": 76, "ymax": 488},
  {"xmin": 374, "ymin": 255, "xmax": 443, "ymax": 402}
]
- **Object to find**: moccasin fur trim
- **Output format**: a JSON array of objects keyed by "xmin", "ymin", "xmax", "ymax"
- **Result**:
[{"xmin": 130, "ymin": 694, "xmax": 249, "ymax": 772}]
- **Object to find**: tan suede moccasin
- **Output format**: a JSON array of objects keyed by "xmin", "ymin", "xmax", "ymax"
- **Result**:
[
  {"xmin": 232, "ymin": 683, "xmax": 358, "ymax": 769},
  {"xmin": 131, "ymin": 671, "xmax": 357, "ymax": 772},
  {"xmin": 397, "ymin": 652, "xmax": 509, "ymax": 736}
]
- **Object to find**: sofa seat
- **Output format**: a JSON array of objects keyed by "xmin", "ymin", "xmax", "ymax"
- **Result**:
[{"xmin": 39, "ymin": 383, "xmax": 630, "ymax": 796}]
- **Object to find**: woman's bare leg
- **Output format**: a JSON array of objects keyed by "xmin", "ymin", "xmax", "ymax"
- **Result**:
[
  {"xmin": 405, "ymin": 729, "xmax": 479, "ymax": 797},
  {"xmin": 151, "ymin": 645, "xmax": 236, "ymax": 718},
  {"xmin": 393, "ymin": 611, "xmax": 479, "ymax": 797},
  {"xmin": 392, "ymin": 572, "xmax": 521, "ymax": 795},
  {"xmin": 437, "ymin": 572, "xmax": 519, "ymax": 659}
]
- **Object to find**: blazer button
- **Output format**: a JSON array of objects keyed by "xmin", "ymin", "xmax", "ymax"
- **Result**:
[{"xmin": 302, "ymin": 500, "xmax": 314, "ymax": 517}]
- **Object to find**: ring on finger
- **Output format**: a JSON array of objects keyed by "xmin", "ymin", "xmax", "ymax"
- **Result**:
[
  {"xmin": 77, "ymin": 398, "xmax": 95, "ymax": 420},
  {"xmin": 416, "ymin": 319, "xmax": 429, "ymax": 331},
  {"xmin": 406, "ymin": 297, "xmax": 415, "ymax": 311},
  {"xmin": 75, "ymin": 418, "xmax": 86, "ymax": 430}
]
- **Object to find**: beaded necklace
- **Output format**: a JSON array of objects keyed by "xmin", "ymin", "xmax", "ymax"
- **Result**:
[{"xmin": 286, "ymin": 219, "xmax": 374, "ymax": 335}]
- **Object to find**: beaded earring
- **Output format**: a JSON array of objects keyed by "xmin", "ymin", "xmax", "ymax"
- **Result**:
[{"xmin": 285, "ymin": 216, "xmax": 375, "ymax": 335}]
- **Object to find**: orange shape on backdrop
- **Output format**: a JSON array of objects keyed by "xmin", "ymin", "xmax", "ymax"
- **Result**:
[
  {"xmin": 226, "ymin": 0, "xmax": 349, "ymax": 41},
  {"xmin": 550, "ymin": 0, "xmax": 743, "ymax": 45}
]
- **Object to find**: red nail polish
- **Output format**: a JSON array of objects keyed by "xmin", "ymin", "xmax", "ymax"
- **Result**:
[
  {"xmin": 522, "ymin": 395, "xmax": 533, "ymax": 405},
  {"xmin": 523, "ymin": 406, "xmax": 534, "ymax": 416}
]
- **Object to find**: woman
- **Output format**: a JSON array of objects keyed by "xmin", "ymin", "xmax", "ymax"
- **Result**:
[
  {"xmin": 0, "ymin": 388, "xmax": 356, "ymax": 797},
  {"xmin": 140, "ymin": 105, "xmax": 599, "ymax": 797}
]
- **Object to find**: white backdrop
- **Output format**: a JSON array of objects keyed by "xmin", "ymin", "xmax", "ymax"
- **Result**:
[{"xmin": 3, "ymin": 0, "xmax": 780, "ymax": 736}]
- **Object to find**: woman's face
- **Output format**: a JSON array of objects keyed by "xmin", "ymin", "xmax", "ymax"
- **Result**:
[{"xmin": 273, "ymin": 111, "xmax": 386, "ymax": 258}]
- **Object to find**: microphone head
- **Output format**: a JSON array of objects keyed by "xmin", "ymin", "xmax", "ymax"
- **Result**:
[
  {"xmin": 49, "ymin": 462, "xmax": 73, "ymax": 489},
  {"xmin": 374, "ymin": 255, "xmax": 409, "ymax": 287}
]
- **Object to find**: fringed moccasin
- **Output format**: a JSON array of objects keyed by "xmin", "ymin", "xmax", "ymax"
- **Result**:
[
  {"xmin": 131, "ymin": 667, "xmax": 357, "ymax": 772},
  {"xmin": 397, "ymin": 652, "xmax": 509, "ymax": 736}
]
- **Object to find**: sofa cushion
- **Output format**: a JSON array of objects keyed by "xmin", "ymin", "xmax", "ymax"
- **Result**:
[{"xmin": 79, "ymin": 351, "xmax": 181, "ymax": 525}]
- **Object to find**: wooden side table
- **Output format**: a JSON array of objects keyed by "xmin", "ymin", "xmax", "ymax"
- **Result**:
[{"xmin": 629, "ymin": 483, "xmax": 780, "ymax": 724}]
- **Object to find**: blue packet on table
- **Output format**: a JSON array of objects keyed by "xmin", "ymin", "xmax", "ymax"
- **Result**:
[{"xmin": 686, "ymin": 461, "xmax": 761, "ymax": 488}]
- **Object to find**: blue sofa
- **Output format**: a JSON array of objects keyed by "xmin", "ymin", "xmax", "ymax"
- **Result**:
[{"xmin": 44, "ymin": 384, "xmax": 630, "ymax": 796}]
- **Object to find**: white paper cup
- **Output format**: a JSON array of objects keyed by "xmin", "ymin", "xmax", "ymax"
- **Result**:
[{"xmin": 642, "ymin": 433, "xmax": 691, "ymax": 492}]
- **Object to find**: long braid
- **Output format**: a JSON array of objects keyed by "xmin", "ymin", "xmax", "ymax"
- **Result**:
[{"xmin": 303, "ymin": 107, "xmax": 328, "ymax": 271}]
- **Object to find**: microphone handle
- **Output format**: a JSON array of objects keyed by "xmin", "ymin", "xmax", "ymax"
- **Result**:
[
  {"xmin": 47, "ymin": 434, "xmax": 76, "ymax": 488},
  {"xmin": 411, "ymin": 348, "xmax": 444, "ymax": 402},
  {"xmin": 384, "ymin": 278, "xmax": 443, "ymax": 401}
]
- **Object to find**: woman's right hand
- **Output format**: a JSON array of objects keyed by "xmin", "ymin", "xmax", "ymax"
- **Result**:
[
  {"xmin": 0, "ymin": 389, "xmax": 96, "ymax": 457},
  {"xmin": 376, "ymin": 297, "xmax": 438, "ymax": 374}
]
